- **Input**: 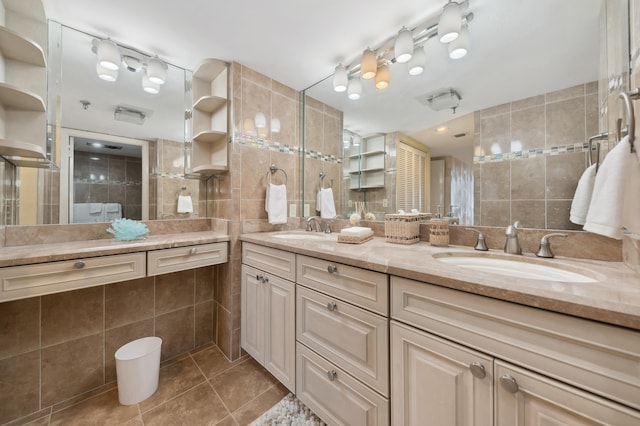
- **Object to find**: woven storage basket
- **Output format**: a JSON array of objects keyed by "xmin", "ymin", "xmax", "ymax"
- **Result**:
[
  {"xmin": 384, "ymin": 214, "xmax": 430, "ymax": 244},
  {"xmin": 429, "ymin": 218, "xmax": 450, "ymax": 246}
]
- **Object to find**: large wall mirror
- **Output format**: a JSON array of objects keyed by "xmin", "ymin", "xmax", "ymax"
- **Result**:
[
  {"xmin": 20, "ymin": 21, "xmax": 195, "ymax": 225},
  {"xmin": 302, "ymin": 0, "xmax": 630, "ymax": 231}
]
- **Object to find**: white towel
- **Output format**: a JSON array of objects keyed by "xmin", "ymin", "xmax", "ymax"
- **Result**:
[
  {"xmin": 569, "ymin": 164, "xmax": 597, "ymax": 225},
  {"xmin": 177, "ymin": 195, "xmax": 193, "ymax": 213},
  {"xmin": 89, "ymin": 203, "xmax": 103, "ymax": 214},
  {"xmin": 265, "ymin": 183, "xmax": 287, "ymax": 224},
  {"xmin": 318, "ymin": 188, "xmax": 337, "ymax": 219},
  {"xmin": 104, "ymin": 203, "xmax": 122, "ymax": 220},
  {"xmin": 584, "ymin": 136, "xmax": 640, "ymax": 239}
]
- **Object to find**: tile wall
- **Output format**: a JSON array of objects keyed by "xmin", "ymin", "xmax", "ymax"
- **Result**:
[
  {"xmin": 473, "ymin": 82, "xmax": 599, "ymax": 229},
  {"xmin": 0, "ymin": 266, "xmax": 216, "ymax": 424}
]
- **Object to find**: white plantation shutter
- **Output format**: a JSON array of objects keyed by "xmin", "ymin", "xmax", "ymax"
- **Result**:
[{"xmin": 397, "ymin": 142, "xmax": 427, "ymax": 212}]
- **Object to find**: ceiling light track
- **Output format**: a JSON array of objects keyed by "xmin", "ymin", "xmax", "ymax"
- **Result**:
[{"xmin": 332, "ymin": 0, "xmax": 474, "ymax": 100}]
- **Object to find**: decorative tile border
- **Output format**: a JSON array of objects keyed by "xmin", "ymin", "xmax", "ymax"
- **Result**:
[
  {"xmin": 73, "ymin": 178, "xmax": 142, "ymax": 186},
  {"xmin": 233, "ymin": 133, "xmax": 343, "ymax": 165},
  {"xmin": 474, "ymin": 142, "xmax": 595, "ymax": 164}
]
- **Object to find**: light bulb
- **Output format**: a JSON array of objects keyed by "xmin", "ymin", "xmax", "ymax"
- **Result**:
[
  {"xmin": 448, "ymin": 25, "xmax": 470, "ymax": 59},
  {"xmin": 438, "ymin": 1, "xmax": 461, "ymax": 43},
  {"xmin": 394, "ymin": 27, "xmax": 414, "ymax": 63},
  {"xmin": 96, "ymin": 63, "xmax": 117, "ymax": 82},
  {"xmin": 97, "ymin": 39, "xmax": 120, "ymax": 70},
  {"xmin": 333, "ymin": 64, "xmax": 348, "ymax": 92},
  {"xmin": 146, "ymin": 57, "xmax": 168, "ymax": 85},
  {"xmin": 348, "ymin": 78, "xmax": 362, "ymax": 100},
  {"xmin": 361, "ymin": 48, "xmax": 377, "ymax": 80},
  {"xmin": 142, "ymin": 74, "xmax": 160, "ymax": 94},
  {"xmin": 375, "ymin": 64, "xmax": 390, "ymax": 90},
  {"xmin": 408, "ymin": 46, "xmax": 426, "ymax": 76}
]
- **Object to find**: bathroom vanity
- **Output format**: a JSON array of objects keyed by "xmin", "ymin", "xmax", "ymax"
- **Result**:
[{"xmin": 240, "ymin": 231, "xmax": 640, "ymax": 426}]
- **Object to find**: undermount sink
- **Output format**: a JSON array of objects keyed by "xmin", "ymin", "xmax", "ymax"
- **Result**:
[
  {"xmin": 433, "ymin": 252, "xmax": 600, "ymax": 283},
  {"xmin": 272, "ymin": 232, "xmax": 325, "ymax": 240}
]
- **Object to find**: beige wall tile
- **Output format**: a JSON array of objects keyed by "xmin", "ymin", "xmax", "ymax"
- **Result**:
[
  {"xmin": 41, "ymin": 287, "xmax": 103, "ymax": 347},
  {"xmin": 511, "ymin": 105, "xmax": 545, "ymax": 150},
  {"xmin": 155, "ymin": 270, "xmax": 195, "ymax": 315},
  {"xmin": 216, "ymin": 304, "xmax": 232, "ymax": 359},
  {"xmin": 511, "ymin": 94, "xmax": 545, "ymax": 112},
  {"xmin": 480, "ymin": 200, "xmax": 510, "ymax": 226},
  {"xmin": 547, "ymin": 200, "xmax": 583, "ymax": 231},
  {"xmin": 41, "ymin": 334, "xmax": 104, "ymax": 406},
  {"xmin": 241, "ymin": 65, "xmax": 272, "ymax": 89},
  {"xmin": 155, "ymin": 307, "xmax": 195, "ymax": 361},
  {"xmin": 480, "ymin": 161, "xmax": 510, "ymax": 200},
  {"xmin": 105, "ymin": 277, "xmax": 154, "ymax": 329},
  {"xmin": 546, "ymin": 84, "xmax": 585, "ymax": 103},
  {"xmin": 195, "ymin": 266, "xmax": 214, "ymax": 302},
  {"xmin": 0, "ymin": 350, "xmax": 40, "ymax": 424},
  {"xmin": 480, "ymin": 113, "xmax": 511, "ymax": 155},
  {"xmin": 0, "ymin": 297, "xmax": 39, "ymax": 359},
  {"xmin": 545, "ymin": 97, "xmax": 586, "ymax": 147},
  {"xmin": 272, "ymin": 92, "xmax": 298, "ymax": 147},
  {"xmin": 545, "ymin": 153, "xmax": 586, "ymax": 199},
  {"xmin": 511, "ymin": 200, "xmax": 546, "ymax": 229},
  {"xmin": 195, "ymin": 301, "xmax": 214, "ymax": 347},
  {"xmin": 511, "ymin": 156, "xmax": 545, "ymax": 200},
  {"xmin": 304, "ymin": 106, "xmax": 324, "ymax": 153}
]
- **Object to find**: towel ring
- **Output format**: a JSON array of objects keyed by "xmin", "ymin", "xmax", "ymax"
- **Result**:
[
  {"xmin": 319, "ymin": 172, "xmax": 333, "ymax": 190},
  {"xmin": 267, "ymin": 164, "xmax": 288, "ymax": 185},
  {"xmin": 619, "ymin": 88, "xmax": 640, "ymax": 153},
  {"xmin": 178, "ymin": 186, "xmax": 191, "ymax": 196}
]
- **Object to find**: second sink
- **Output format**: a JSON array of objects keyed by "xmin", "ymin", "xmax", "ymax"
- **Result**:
[{"xmin": 433, "ymin": 252, "xmax": 600, "ymax": 283}]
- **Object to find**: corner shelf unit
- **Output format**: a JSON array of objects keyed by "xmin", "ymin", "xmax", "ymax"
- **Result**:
[
  {"xmin": 348, "ymin": 134, "xmax": 386, "ymax": 189},
  {"xmin": 190, "ymin": 59, "xmax": 229, "ymax": 175},
  {"xmin": 0, "ymin": 0, "xmax": 48, "ymax": 167}
]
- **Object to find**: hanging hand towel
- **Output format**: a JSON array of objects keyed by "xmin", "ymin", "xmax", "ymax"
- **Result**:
[
  {"xmin": 177, "ymin": 195, "xmax": 193, "ymax": 213},
  {"xmin": 622, "ymin": 146, "xmax": 640, "ymax": 235},
  {"xmin": 584, "ymin": 136, "xmax": 640, "ymax": 239},
  {"xmin": 569, "ymin": 164, "xmax": 597, "ymax": 225},
  {"xmin": 319, "ymin": 187, "xmax": 337, "ymax": 219},
  {"xmin": 265, "ymin": 183, "xmax": 287, "ymax": 224}
]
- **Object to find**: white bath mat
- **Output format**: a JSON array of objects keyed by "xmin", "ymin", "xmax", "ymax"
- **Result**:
[{"xmin": 248, "ymin": 393, "xmax": 326, "ymax": 426}]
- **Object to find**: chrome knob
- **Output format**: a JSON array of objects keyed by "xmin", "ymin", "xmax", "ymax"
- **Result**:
[
  {"xmin": 469, "ymin": 362, "xmax": 486, "ymax": 379},
  {"xmin": 327, "ymin": 370, "xmax": 337, "ymax": 381},
  {"xmin": 74, "ymin": 261, "xmax": 85, "ymax": 269},
  {"xmin": 190, "ymin": 247, "xmax": 197, "ymax": 255},
  {"xmin": 500, "ymin": 375, "xmax": 519, "ymax": 394},
  {"xmin": 327, "ymin": 264, "xmax": 338, "ymax": 274},
  {"xmin": 263, "ymin": 276, "xmax": 269, "ymax": 283},
  {"xmin": 256, "ymin": 274, "xmax": 261, "ymax": 281},
  {"xmin": 327, "ymin": 301, "xmax": 337, "ymax": 312}
]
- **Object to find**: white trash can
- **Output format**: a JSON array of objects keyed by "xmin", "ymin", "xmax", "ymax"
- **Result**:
[{"xmin": 115, "ymin": 336, "xmax": 162, "ymax": 405}]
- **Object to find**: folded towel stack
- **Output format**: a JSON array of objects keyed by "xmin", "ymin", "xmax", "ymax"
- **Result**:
[
  {"xmin": 584, "ymin": 136, "xmax": 640, "ymax": 239},
  {"xmin": 340, "ymin": 226, "xmax": 373, "ymax": 237},
  {"xmin": 265, "ymin": 183, "xmax": 287, "ymax": 224}
]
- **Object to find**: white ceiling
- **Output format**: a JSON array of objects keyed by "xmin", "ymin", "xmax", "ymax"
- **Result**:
[{"xmin": 43, "ymin": 0, "xmax": 603, "ymax": 160}]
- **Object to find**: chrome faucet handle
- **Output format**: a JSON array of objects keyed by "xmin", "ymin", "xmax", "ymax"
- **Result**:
[
  {"xmin": 324, "ymin": 220, "xmax": 333, "ymax": 234},
  {"xmin": 464, "ymin": 228, "xmax": 488, "ymax": 251},
  {"xmin": 306, "ymin": 216, "xmax": 322, "ymax": 232},
  {"xmin": 504, "ymin": 221, "xmax": 522, "ymax": 255},
  {"xmin": 535, "ymin": 233, "xmax": 568, "ymax": 258}
]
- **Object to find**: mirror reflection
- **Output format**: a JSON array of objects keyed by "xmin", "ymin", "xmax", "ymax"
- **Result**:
[{"xmin": 302, "ymin": 0, "xmax": 618, "ymax": 231}]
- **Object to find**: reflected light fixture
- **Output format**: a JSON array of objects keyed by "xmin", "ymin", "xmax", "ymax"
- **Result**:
[
  {"xmin": 96, "ymin": 63, "xmax": 118, "ymax": 82},
  {"xmin": 333, "ymin": 64, "xmax": 348, "ymax": 92},
  {"xmin": 142, "ymin": 74, "xmax": 160, "ymax": 94},
  {"xmin": 394, "ymin": 27, "xmax": 413, "ymax": 63},
  {"xmin": 438, "ymin": 1, "xmax": 462, "ymax": 43},
  {"xmin": 360, "ymin": 48, "xmax": 377, "ymax": 79},
  {"xmin": 97, "ymin": 39, "xmax": 121, "ymax": 70},
  {"xmin": 348, "ymin": 78, "xmax": 362, "ymax": 100},
  {"xmin": 271, "ymin": 118, "xmax": 281, "ymax": 133},
  {"xmin": 146, "ymin": 57, "xmax": 168, "ymax": 85},
  {"xmin": 254, "ymin": 112, "xmax": 267, "ymax": 129},
  {"xmin": 448, "ymin": 24, "xmax": 470, "ymax": 59},
  {"xmin": 375, "ymin": 63, "xmax": 390, "ymax": 90},
  {"xmin": 408, "ymin": 45, "xmax": 426, "ymax": 76}
]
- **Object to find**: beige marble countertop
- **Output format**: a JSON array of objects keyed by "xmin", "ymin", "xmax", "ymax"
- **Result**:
[
  {"xmin": 241, "ymin": 231, "xmax": 640, "ymax": 330},
  {"xmin": 0, "ymin": 231, "xmax": 230, "ymax": 267}
]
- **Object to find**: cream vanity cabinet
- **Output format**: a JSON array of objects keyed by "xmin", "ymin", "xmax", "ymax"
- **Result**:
[
  {"xmin": 241, "ymin": 242, "xmax": 296, "ymax": 392},
  {"xmin": 147, "ymin": 242, "xmax": 228, "ymax": 276},
  {"xmin": 391, "ymin": 276, "xmax": 640, "ymax": 425},
  {"xmin": 296, "ymin": 254, "xmax": 390, "ymax": 426}
]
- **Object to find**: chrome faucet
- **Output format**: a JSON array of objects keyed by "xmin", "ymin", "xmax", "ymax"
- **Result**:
[
  {"xmin": 464, "ymin": 228, "xmax": 488, "ymax": 251},
  {"xmin": 306, "ymin": 216, "xmax": 323, "ymax": 232},
  {"xmin": 536, "ymin": 233, "xmax": 568, "ymax": 258},
  {"xmin": 504, "ymin": 221, "xmax": 522, "ymax": 255}
]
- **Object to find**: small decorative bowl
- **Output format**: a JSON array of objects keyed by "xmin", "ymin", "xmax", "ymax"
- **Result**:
[{"xmin": 106, "ymin": 218, "xmax": 149, "ymax": 241}]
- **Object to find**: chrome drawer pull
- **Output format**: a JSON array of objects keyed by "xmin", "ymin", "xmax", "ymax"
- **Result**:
[
  {"xmin": 327, "ymin": 264, "xmax": 338, "ymax": 274},
  {"xmin": 74, "ymin": 261, "xmax": 85, "ymax": 269},
  {"xmin": 500, "ymin": 375, "xmax": 519, "ymax": 394},
  {"xmin": 327, "ymin": 301, "xmax": 337, "ymax": 312},
  {"xmin": 327, "ymin": 370, "xmax": 337, "ymax": 381},
  {"xmin": 190, "ymin": 247, "xmax": 197, "ymax": 255},
  {"xmin": 469, "ymin": 362, "xmax": 486, "ymax": 379}
]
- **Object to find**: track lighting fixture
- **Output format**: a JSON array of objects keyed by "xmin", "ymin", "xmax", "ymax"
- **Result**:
[
  {"xmin": 360, "ymin": 48, "xmax": 377, "ymax": 80},
  {"xmin": 92, "ymin": 38, "xmax": 169, "ymax": 94},
  {"xmin": 331, "ymin": 0, "xmax": 472, "ymax": 101},
  {"xmin": 333, "ymin": 64, "xmax": 348, "ymax": 92}
]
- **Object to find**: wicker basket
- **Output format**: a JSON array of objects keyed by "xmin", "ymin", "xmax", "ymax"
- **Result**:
[
  {"xmin": 384, "ymin": 213, "xmax": 431, "ymax": 244},
  {"xmin": 337, "ymin": 231, "xmax": 374, "ymax": 244},
  {"xmin": 429, "ymin": 218, "xmax": 450, "ymax": 246}
]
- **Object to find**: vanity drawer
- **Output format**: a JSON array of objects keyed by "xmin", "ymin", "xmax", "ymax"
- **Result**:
[
  {"xmin": 147, "ymin": 242, "xmax": 227, "ymax": 276},
  {"xmin": 296, "ymin": 254, "xmax": 388, "ymax": 315},
  {"xmin": 0, "ymin": 252, "xmax": 146, "ymax": 301},
  {"xmin": 242, "ymin": 242, "xmax": 295, "ymax": 281},
  {"xmin": 297, "ymin": 285, "xmax": 389, "ymax": 396},
  {"xmin": 391, "ymin": 276, "xmax": 640, "ymax": 410},
  {"xmin": 296, "ymin": 343, "xmax": 389, "ymax": 426}
]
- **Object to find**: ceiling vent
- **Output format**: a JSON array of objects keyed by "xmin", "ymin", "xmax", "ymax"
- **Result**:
[
  {"xmin": 114, "ymin": 104, "xmax": 152, "ymax": 125},
  {"xmin": 454, "ymin": 132, "xmax": 467, "ymax": 138},
  {"xmin": 416, "ymin": 89, "xmax": 462, "ymax": 113}
]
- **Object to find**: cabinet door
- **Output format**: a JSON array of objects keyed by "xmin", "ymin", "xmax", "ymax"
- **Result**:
[
  {"xmin": 240, "ymin": 264, "xmax": 264, "ymax": 363},
  {"xmin": 391, "ymin": 321, "xmax": 493, "ymax": 426},
  {"xmin": 264, "ymin": 274, "xmax": 295, "ymax": 393},
  {"xmin": 495, "ymin": 360, "xmax": 640, "ymax": 425}
]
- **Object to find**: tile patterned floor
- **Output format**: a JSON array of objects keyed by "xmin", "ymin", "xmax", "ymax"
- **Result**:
[{"xmin": 18, "ymin": 344, "xmax": 288, "ymax": 426}]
